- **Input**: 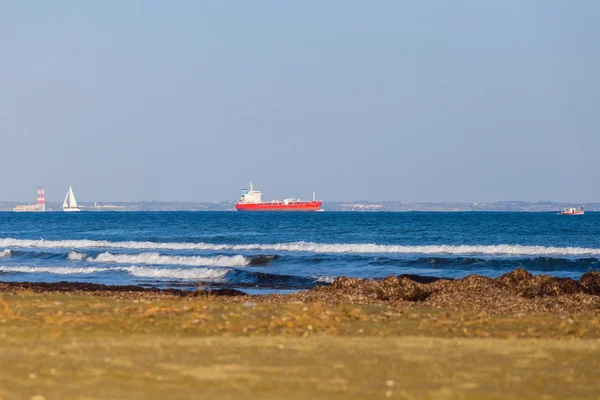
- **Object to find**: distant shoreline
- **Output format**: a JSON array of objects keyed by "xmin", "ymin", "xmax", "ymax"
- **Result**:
[{"xmin": 0, "ymin": 200, "xmax": 596, "ymax": 212}]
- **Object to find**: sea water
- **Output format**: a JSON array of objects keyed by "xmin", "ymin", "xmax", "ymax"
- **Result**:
[{"xmin": 0, "ymin": 211, "xmax": 598, "ymax": 293}]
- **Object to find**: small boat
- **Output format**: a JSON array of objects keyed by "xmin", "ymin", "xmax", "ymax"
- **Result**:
[
  {"xmin": 63, "ymin": 186, "xmax": 81, "ymax": 212},
  {"xmin": 561, "ymin": 206, "xmax": 584, "ymax": 215}
]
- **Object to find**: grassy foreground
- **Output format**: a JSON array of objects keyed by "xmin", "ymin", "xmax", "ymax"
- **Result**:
[{"xmin": 0, "ymin": 291, "xmax": 599, "ymax": 399}]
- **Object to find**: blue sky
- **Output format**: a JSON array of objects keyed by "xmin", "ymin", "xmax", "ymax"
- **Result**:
[{"xmin": 1, "ymin": 1, "xmax": 598, "ymax": 202}]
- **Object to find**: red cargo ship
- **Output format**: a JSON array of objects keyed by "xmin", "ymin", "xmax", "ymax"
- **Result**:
[{"xmin": 235, "ymin": 183, "xmax": 322, "ymax": 211}]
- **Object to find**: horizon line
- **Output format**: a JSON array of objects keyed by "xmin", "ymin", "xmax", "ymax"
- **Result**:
[{"xmin": 0, "ymin": 200, "xmax": 594, "ymax": 205}]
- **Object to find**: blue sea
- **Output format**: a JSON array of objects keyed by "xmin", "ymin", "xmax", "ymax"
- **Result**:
[{"xmin": 0, "ymin": 212, "xmax": 598, "ymax": 293}]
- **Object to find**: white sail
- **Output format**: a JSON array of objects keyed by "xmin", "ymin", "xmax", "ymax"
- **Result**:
[
  {"xmin": 63, "ymin": 187, "xmax": 81, "ymax": 211},
  {"xmin": 62, "ymin": 191, "xmax": 69, "ymax": 209},
  {"xmin": 68, "ymin": 187, "xmax": 78, "ymax": 208}
]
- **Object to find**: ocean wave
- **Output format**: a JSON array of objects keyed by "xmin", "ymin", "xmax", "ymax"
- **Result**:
[
  {"xmin": 0, "ymin": 266, "xmax": 115, "ymax": 274},
  {"xmin": 126, "ymin": 266, "xmax": 229, "ymax": 280},
  {"xmin": 68, "ymin": 251, "xmax": 86, "ymax": 261},
  {"xmin": 402, "ymin": 256, "xmax": 600, "ymax": 266},
  {"xmin": 0, "ymin": 264, "xmax": 318, "ymax": 288},
  {"xmin": 2, "ymin": 237, "xmax": 600, "ymax": 257},
  {"xmin": 0, "ymin": 249, "xmax": 67, "ymax": 260},
  {"xmin": 69, "ymin": 251, "xmax": 252, "ymax": 267},
  {"xmin": 0, "ymin": 264, "xmax": 228, "ymax": 280}
]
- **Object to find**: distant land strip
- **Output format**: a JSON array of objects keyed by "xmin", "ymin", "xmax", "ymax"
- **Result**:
[{"xmin": 0, "ymin": 201, "xmax": 596, "ymax": 212}]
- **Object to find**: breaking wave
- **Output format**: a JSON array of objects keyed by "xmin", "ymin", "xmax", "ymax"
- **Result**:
[
  {"xmin": 0, "ymin": 266, "xmax": 115, "ymax": 274},
  {"xmin": 0, "ymin": 265, "xmax": 230, "ymax": 280},
  {"xmin": 0, "ymin": 265, "xmax": 321, "ymax": 288},
  {"xmin": 67, "ymin": 251, "xmax": 86, "ymax": 261},
  {"xmin": 69, "ymin": 251, "xmax": 252, "ymax": 267},
  {"xmin": 0, "ymin": 249, "xmax": 66, "ymax": 260},
  {"xmin": 126, "ymin": 266, "xmax": 229, "ymax": 280},
  {"xmin": 2, "ymin": 238, "xmax": 600, "ymax": 257}
]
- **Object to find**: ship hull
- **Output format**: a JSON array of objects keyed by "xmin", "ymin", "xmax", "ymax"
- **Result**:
[
  {"xmin": 235, "ymin": 201, "xmax": 322, "ymax": 212},
  {"xmin": 561, "ymin": 211, "xmax": 584, "ymax": 215}
]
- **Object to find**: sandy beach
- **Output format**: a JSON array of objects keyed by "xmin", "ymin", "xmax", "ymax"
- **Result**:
[{"xmin": 1, "ymin": 268, "xmax": 599, "ymax": 399}]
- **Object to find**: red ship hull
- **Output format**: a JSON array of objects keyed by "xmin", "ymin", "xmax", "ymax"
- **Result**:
[{"xmin": 235, "ymin": 201, "xmax": 322, "ymax": 211}]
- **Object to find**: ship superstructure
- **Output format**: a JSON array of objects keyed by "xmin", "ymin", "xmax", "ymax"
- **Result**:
[{"xmin": 235, "ymin": 183, "xmax": 322, "ymax": 211}]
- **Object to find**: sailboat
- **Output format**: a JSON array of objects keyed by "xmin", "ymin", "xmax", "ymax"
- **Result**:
[{"xmin": 63, "ymin": 186, "xmax": 81, "ymax": 212}]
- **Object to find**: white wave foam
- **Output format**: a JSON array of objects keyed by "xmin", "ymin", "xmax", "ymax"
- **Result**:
[
  {"xmin": 315, "ymin": 276, "xmax": 336, "ymax": 284},
  {"xmin": 0, "ymin": 266, "xmax": 114, "ymax": 274},
  {"xmin": 68, "ymin": 251, "xmax": 86, "ymax": 261},
  {"xmin": 86, "ymin": 252, "xmax": 249, "ymax": 267},
  {"xmin": 126, "ymin": 266, "xmax": 228, "ymax": 280},
  {"xmin": 0, "ymin": 265, "xmax": 230, "ymax": 281},
  {"xmin": 0, "ymin": 250, "xmax": 11, "ymax": 257},
  {"xmin": 0, "ymin": 238, "xmax": 235, "ymax": 251},
  {"xmin": 2, "ymin": 238, "xmax": 600, "ymax": 257},
  {"xmin": 236, "ymin": 242, "xmax": 600, "ymax": 257}
]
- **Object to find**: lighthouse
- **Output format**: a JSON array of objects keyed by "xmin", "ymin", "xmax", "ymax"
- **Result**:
[{"xmin": 37, "ymin": 186, "xmax": 46, "ymax": 212}]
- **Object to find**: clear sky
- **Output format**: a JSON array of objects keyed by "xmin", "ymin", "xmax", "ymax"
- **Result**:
[{"xmin": 1, "ymin": 1, "xmax": 599, "ymax": 203}]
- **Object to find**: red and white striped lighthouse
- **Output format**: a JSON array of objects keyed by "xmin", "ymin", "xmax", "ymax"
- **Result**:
[{"xmin": 37, "ymin": 186, "xmax": 46, "ymax": 212}]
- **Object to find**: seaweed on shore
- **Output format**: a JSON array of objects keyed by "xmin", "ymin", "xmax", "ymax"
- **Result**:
[
  {"xmin": 1, "ymin": 268, "xmax": 600, "ymax": 314},
  {"xmin": 288, "ymin": 268, "xmax": 600, "ymax": 314}
]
